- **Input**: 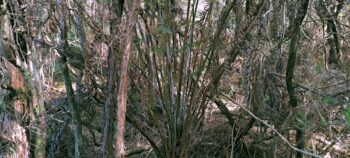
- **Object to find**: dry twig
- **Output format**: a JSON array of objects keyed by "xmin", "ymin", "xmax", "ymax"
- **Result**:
[{"xmin": 220, "ymin": 92, "xmax": 322, "ymax": 158}]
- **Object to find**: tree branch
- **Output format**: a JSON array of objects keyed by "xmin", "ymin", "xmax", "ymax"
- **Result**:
[{"xmin": 220, "ymin": 92, "xmax": 322, "ymax": 158}]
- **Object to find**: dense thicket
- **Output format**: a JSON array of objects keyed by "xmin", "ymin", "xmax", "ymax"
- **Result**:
[{"xmin": 1, "ymin": 0, "xmax": 350, "ymax": 158}]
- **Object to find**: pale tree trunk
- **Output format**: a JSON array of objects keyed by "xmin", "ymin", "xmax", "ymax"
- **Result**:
[
  {"xmin": 26, "ymin": 1, "xmax": 48, "ymax": 157},
  {"xmin": 27, "ymin": 44, "xmax": 47, "ymax": 158},
  {"xmin": 115, "ymin": 0, "xmax": 139, "ymax": 157}
]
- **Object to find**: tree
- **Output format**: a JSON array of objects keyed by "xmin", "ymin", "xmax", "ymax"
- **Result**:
[
  {"xmin": 285, "ymin": 1, "xmax": 309, "ymax": 158},
  {"xmin": 315, "ymin": 0, "xmax": 344, "ymax": 66},
  {"xmin": 1, "ymin": 0, "xmax": 47, "ymax": 157},
  {"xmin": 100, "ymin": 0, "xmax": 124, "ymax": 157},
  {"xmin": 114, "ymin": 0, "xmax": 139, "ymax": 157},
  {"xmin": 55, "ymin": 1, "xmax": 83, "ymax": 157},
  {"xmin": 1, "ymin": 0, "xmax": 350, "ymax": 157}
]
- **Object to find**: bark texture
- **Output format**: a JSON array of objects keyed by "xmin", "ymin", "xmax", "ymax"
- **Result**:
[
  {"xmin": 115, "ymin": 0, "xmax": 140, "ymax": 157},
  {"xmin": 100, "ymin": 0, "xmax": 124, "ymax": 157},
  {"xmin": 285, "ymin": 1, "xmax": 309, "ymax": 158}
]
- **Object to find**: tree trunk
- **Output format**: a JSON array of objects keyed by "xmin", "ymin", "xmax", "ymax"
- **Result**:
[
  {"xmin": 27, "ymin": 44, "xmax": 47, "ymax": 158},
  {"xmin": 0, "ymin": 62, "xmax": 30, "ymax": 158},
  {"xmin": 55, "ymin": 1, "xmax": 83, "ymax": 157},
  {"xmin": 315, "ymin": 0, "xmax": 344, "ymax": 66},
  {"xmin": 26, "ymin": 2, "xmax": 48, "ymax": 157},
  {"xmin": 1, "ymin": 0, "xmax": 47, "ymax": 156},
  {"xmin": 100, "ymin": 0, "xmax": 124, "ymax": 157},
  {"xmin": 59, "ymin": 54, "xmax": 83, "ymax": 158},
  {"xmin": 285, "ymin": 1, "xmax": 309, "ymax": 158},
  {"xmin": 115, "ymin": 0, "xmax": 140, "ymax": 157}
]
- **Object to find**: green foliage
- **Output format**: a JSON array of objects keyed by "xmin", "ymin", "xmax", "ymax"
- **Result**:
[
  {"xmin": 316, "ymin": 62, "xmax": 322, "ymax": 74},
  {"xmin": 23, "ymin": 70, "xmax": 31, "ymax": 81},
  {"xmin": 264, "ymin": 95, "xmax": 270, "ymax": 103},
  {"xmin": 156, "ymin": 0, "xmax": 165, "ymax": 8},
  {"xmin": 100, "ymin": 0, "xmax": 112, "ymax": 3},
  {"xmin": 319, "ymin": 115, "xmax": 328, "ymax": 128},
  {"xmin": 345, "ymin": 103, "xmax": 350, "ymax": 125},
  {"xmin": 153, "ymin": 47, "xmax": 163, "ymax": 54},
  {"xmin": 67, "ymin": 30, "xmax": 76, "ymax": 41},
  {"xmin": 156, "ymin": 24, "xmax": 172, "ymax": 34},
  {"xmin": 294, "ymin": 112, "xmax": 306, "ymax": 129},
  {"xmin": 0, "ymin": 136, "xmax": 16, "ymax": 155},
  {"xmin": 190, "ymin": 68, "xmax": 206, "ymax": 79},
  {"xmin": 322, "ymin": 96, "xmax": 337, "ymax": 105}
]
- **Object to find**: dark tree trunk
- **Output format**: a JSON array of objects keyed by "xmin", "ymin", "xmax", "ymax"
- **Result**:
[
  {"xmin": 100, "ymin": 0, "xmax": 124, "ymax": 157},
  {"xmin": 315, "ymin": 0, "xmax": 344, "ymax": 66},
  {"xmin": 326, "ymin": 18, "xmax": 341, "ymax": 65},
  {"xmin": 55, "ymin": 1, "xmax": 83, "ymax": 157},
  {"xmin": 59, "ymin": 54, "xmax": 83, "ymax": 158},
  {"xmin": 285, "ymin": 1, "xmax": 309, "ymax": 158}
]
